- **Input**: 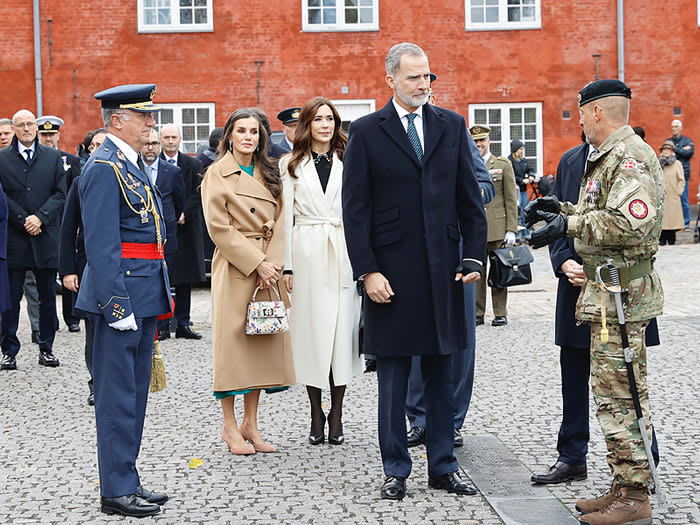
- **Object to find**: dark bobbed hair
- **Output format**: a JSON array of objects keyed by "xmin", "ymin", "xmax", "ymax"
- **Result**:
[
  {"xmin": 287, "ymin": 97, "xmax": 347, "ymax": 177},
  {"xmin": 209, "ymin": 127, "xmax": 224, "ymax": 149},
  {"xmin": 217, "ymin": 108, "xmax": 281, "ymax": 199}
]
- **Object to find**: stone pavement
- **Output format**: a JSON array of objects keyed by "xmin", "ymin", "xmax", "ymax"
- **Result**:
[{"xmin": 1, "ymin": 244, "xmax": 700, "ymax": 524}]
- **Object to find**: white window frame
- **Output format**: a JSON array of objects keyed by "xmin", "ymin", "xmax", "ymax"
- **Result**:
[
  {"xmin": 468, "ymin": 102, "xmax": 543, "ymax": 177},
  {"xmin": 330, "ymin": 99, "xmax": 376, "ymax": 123},
  {"xmin": 302, "ymin": 0, "xmax": 379, "ymax": 32},
  {"xmin": 137, "ymin": 0, "xmax": 214, "ymax": 34},
  {"xmin": 465, "ymin": 0, "xmax": 541, "ymax": 31},
  {"xmin": 155, "ymin": 102, "xmax": 216, "ymax": 154}
]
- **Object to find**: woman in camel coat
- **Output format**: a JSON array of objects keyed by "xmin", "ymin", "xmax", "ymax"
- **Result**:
[
  {"xmin": 202, "ymin": 108, "xmax": 295, "ymax": 455},
  {"xmin": 659, "ymin": 139, "xmax": 685, "ymax": 245},
  {"xmin": 280, "ymin": 97, "xmax": 362, "ymax": 446}
]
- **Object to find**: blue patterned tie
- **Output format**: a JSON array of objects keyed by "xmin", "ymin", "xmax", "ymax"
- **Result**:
[
  {"xmin": 168, "ymin": 158, "xmax": 176, "ymax": 165},
  {"xmin": 406, "ymin": 113, "xmax": 423, "ymax": 164}
]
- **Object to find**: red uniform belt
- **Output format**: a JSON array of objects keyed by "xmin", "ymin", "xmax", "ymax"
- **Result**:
[{"xmin": 121, "ymin": 242, "xmax": 163, "ymax": 260}]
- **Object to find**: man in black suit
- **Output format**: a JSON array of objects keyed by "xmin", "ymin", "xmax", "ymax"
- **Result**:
[
  {"xmin": 531, "ymin": 133, "xmax": 661, "ymax": 485},
  {"xmin": 342, "ymin": 42, "xmax": 487, "ymax": 500},
  {"xmin": 0, "ymin": 109, "xmax": 66, "ymax": 370},
  {"xmin": 159, "ymin": 124, "xmax": 205, "ymax": 339}
]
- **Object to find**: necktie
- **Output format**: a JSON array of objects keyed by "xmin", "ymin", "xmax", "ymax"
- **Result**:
[
  {"xmin": 137, "ymin": 155, "xmax": 146, "ymax": 173},
  {"xmin": 406, "ymin": 113, "xmax": 423, "ymax": 164},
  {"xmin": 24, "ymin": 150, "xmax": 32, "ymax": 164},
  {"xmin": 168, "ymin": 158, "xmax": 176, "ymax": 165}
]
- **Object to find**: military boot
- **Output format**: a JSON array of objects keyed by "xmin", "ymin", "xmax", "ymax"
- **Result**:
[
  {"xmin": 576, "ymin": 480, "xmax": 619, "ymax": 514},
  {"xmin": 579, "ymin": 486, "xmax": 652, "ymax": 525}
]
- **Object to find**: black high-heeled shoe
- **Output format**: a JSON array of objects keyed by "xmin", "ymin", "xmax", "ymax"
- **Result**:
[
  {"xmin": 327, "ymin": 411, "xmax": 344, "ymax": 445},
  {"xmin": 309, "ymin": 412, "xmax": 326, "ymax": 445}
]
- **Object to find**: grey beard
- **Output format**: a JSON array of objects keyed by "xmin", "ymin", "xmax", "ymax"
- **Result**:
[{"xmin": 659, "ymin": 154, "xmax": 677, "ymax": 167}]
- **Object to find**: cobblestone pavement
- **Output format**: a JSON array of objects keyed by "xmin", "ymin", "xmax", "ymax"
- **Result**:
[{"xmin": 1, "ymin": 244, "xmax": 699, "ymax": 524}]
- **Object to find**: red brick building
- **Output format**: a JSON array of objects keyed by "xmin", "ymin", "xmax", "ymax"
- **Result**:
[{"xmin": 1, "ymin": 0, "xmax": 698, "ymax": 196}]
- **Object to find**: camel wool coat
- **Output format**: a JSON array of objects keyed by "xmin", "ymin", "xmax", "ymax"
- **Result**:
[
  {"xmin": 661, "ymin": 159, "xmax": 685, "ymax": 231},
  {"xmin": 280, "ymin": 153, "xmax": 362, "ymax": 390},
  {"xmin": 201, "ymin": 151, "xmax": 295, "ymax": 392}
]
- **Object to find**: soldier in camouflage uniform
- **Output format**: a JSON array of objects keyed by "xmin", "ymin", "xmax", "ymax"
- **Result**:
[{"xmin": 525, "ymin": 79, "xmax": 664, "ymax": 525}]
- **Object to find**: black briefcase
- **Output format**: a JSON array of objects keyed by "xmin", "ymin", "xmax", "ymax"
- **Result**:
[{"xmin": 487, "ymin": 244, "xmax": 534, "ymax": 289}]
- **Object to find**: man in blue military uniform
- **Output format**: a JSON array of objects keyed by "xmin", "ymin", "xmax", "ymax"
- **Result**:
[{"xmin": 76, "ymin": 84, "xmax": 172, "ymax": 517}]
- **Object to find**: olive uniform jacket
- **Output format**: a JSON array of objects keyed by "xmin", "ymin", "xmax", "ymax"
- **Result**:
[{"xmin": 484, "ymin": 154, "xmax": 518, "ymax": 243}]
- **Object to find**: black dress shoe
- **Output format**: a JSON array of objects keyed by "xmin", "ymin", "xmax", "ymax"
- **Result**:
[
  {"xmin": 406, "ymin": 426, "xmax": 426, "ymax": 448},
  {"xmin": 364, "ymin": 358, "xmax": 376, "ymax": 373},
  {"xmin": 491, "ymin": 316, "xmax": 508, "ymax": 326},
  {"xmin": 309, "ymin": 412, "xmax": 326, "ymax": 445},
  {"xmin": 530, "ymin": 461, "xmax": 587, "ymax": 484},
  {"xmin": 476, "ymin": 316, "xmax": 484, "ymax": 326},
  {"xmin": 454, "ymin": 428, "xmax": 464, "ymax": 448},
  {"xmin": 68, "ymin": 323, "xmax": 81, "ymax": 333},
  {"xmin": 1, "ymin": 354, "xmax": 17, "ymax": 370},
  {"xmin": 381, "ymin": 476, "xmax": 406, "ymax": 500},
  {"xmin": 38, "ymin": 350, "xmax": 60, "ymax": 367},
  {"xmin": 175, "ymin": 325, "xmax": 202, "ymax": 339},
  {"xmin": 31, "ymin": 331, "xmax": 39, "ymax": 343},
  {"xmin": 428, "ymin": 471, "xmax": 477, "ymax": 495},
  {"xmin": 328, "ymin": 411, "xmax": 344, "ymax": 445},
  {"xmin": 158, "ymin": 330, "xmax": 170, "ymax": 341},
  {"xmin": 135, "ymin": 485, "xmax": 169, "ymax": 505},
  {"xmin": 87, "ymin": 392, "xmax": 95, "ymax": 406},
  {"xmin": 100, "ymin": 494, "xmax": 160, "ymax": 517}
]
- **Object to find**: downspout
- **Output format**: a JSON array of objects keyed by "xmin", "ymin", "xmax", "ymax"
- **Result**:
[
  {"xmin": 617, "ymin": 0, "xmax": 624, "ymax": 82},
  {"xmin": 33, "ymin": 0, "xmax": 43, "ymax": 116}
]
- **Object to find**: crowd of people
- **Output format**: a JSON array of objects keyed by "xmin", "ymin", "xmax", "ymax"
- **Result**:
[{"xmin": 0, "ymin": 40, "xmax": 693, "ymax": 524}]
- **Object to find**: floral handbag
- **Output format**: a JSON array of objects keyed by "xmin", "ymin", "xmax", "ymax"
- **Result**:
[{"xmin": 245, "ymin": 285, "xmax": 289, "ymax": 335}]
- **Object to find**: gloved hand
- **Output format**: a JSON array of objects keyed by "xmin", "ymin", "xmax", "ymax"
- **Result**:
[
  {"xmin": 109, "ymin": 313, "xmax": 138, "ymax": 331},
  {"xmin": 524, "ymin": 195, "xmax": 560, "ymax": 227},
  {"xmin": 504, "ymin": 231, "xmax": 516, "ymax": 246},
  {"xmin": 529, "ymin": 214, "xmax": 567, "ymax": 249}
]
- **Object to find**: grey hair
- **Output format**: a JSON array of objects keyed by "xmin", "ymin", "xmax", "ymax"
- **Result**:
[
  {"xmin": 385, "ymin": 42, "xmax": 427, "ymax": 76},
  {"xmin": 671, "ymin": 119, "xmax": 682, "ymax": 128},
  {"xmin": 12, "ymin": 109, "xmax": 36, "ymax": 124},
  {"xmin": 102, "ymin": 108, "xmax": 129, "ymax": 128},
  {"xmin": 0, "ymin": 118, "xmax": 12, "ymax": 127}
]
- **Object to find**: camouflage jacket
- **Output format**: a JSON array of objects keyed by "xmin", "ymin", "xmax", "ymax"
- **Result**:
[{"xmin": 560, "ymin": 125, "xmax": 665, "ymax": 323}]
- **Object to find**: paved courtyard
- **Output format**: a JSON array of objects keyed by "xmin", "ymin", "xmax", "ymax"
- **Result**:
[{"xmin": 1, "ymin": 243, "xmax": 699, "ymax": 524}]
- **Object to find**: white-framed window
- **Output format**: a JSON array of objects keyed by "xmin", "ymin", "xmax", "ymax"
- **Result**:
[
  {"xmin": 330, "ymin": 99, "xmax": 376, "ymax": 129},
  {"xmin": 155, "ymin": 103, "xmax": 215, "ymax": 154},
  {"xmin": 302, "ymin": 0, "xmax": 379, "ymax": 32},
  {"xmin": 468, "ymin": 102, "xmax": 543, "ymax": 176},
  {"xmin": 138, "ymin": 0, "xmax": 213, "ymax": 33},
  {"xmin": 465, "ymin": 0, "xmax": 541, "ymax": 31}
]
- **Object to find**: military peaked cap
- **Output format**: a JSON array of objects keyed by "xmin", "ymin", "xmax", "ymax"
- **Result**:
[
  {"xmin": 36, "ymin": 115, "xmax": 64, "ymax": 133},
  {"xmin": 277, "ymin": 107, "xmax": 301, "ymax": 124},
  {"xmin": 469, "ymin": 124, "xmax": 491, "ymax": 140},
  {"xmin": 578, "ymin": 79, "xmax": 631, "ymax": 107},
  {"xmin": 94, "ymin": 83, "xmax": 162, "ymax": 112}
]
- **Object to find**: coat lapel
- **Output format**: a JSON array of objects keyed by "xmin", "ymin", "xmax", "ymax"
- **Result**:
[
  {"xmin": 422, "ymin": 104, "xmax": 446, "ymax": 164},
  {"xmin": 217, "ymin": 152, "xmax": 277, "ymax": 204},
  {"xmin": 324, "ymin": 152, "xmax": 343, "ymax": 209},
  {"xmin": 378, "ymin": 100, "xmax": 422, "ymax": 169},
  {"xmin": 299, "ymin": 157, "xmax": 327, "ymax": 214}
]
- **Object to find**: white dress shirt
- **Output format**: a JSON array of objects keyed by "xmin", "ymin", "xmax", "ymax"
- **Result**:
[
  {"xmin": 392, "ymin": 98, "xmax": 425, "ymax": 152},
  {"xmin": 163, "ymin": 152, "xmax": 179, "ymax": 165},
  {"xmin": 145, "ymin": 160, "xmax": 158, "ymax": 186},
  {"xmin": 17, "ymin": 141, "xmax": 36, "ymax": 162},
  {"xmin": 106, "ymin": 133, "xmax": 139, "ymax": 167}
]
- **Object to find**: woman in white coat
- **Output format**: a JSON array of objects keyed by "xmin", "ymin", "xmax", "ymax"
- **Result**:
[{"xmin": 280, "ymin": 97, "xmax": 361, "ymax": 445}]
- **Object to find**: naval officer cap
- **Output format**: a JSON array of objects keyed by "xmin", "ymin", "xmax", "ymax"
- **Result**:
[
  {"xmin": 578, "ymin": 79, "xmax": 631, "ymax": 107},
  {"xmin": 469, "ymin": 124, "xmax": 491, "ymax": 140},
  {"xmin": 94, "ymin": 83, "xmax": 162, "ymax": 112},
  {"xmin": 36, "ymin": 115, "xmax": 64, "ymax": 133},
  {"xmin": 277, "ymin": 107, "xmax": 301, "ymax": 124}
]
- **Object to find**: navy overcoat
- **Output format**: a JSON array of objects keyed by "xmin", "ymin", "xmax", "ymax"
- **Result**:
[
  {"xmin": 342, "ymin": 100, "xmax": 487, "ymax": 358},
  {"xmin": 154, "ymin": 158, "xmax": 185, "ymax": 256}
]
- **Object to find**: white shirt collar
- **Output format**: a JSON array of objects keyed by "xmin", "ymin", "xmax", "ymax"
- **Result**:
[
  {"xmin": 17, "ymin": 141, "xmax": 35, "ymax": 155},
  {"xmin": 106, "ymin": 133, "xmax": 139, "ymax": 167},
  {"xmin": 145, "ymin": 159, "xmax": 158, "ymax": 185},
  {"xmin": 482, "ymin": 151, "xmax": 492, "ymax": 163},
  {"xmin": 392, "ymin": 97, "xmax": 424, "ymax": 123},
  {"xmin": 164, "ymin": 151, "xmax": 178, "ymax": 164}
]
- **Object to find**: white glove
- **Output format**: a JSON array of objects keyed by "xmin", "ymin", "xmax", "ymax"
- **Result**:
[
  {"xmin": 533, "ymin": 172, "xmax": 541, "ymax": 182},
  {"xmin": 109, "ymin": 313, "xmax": 138, "ymax": 331},
  {"xmin": 504, "ymin": 231, "xmax": 517, "ymax": 246}
]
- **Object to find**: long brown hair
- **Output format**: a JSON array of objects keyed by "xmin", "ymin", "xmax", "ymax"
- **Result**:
[
  {"xmin": 218, "ymin": 108, "xmax": 282, "ymax": 199},
  {"xmin": 287, "ymin": 97, "xmax": 347, "ymax": 177}
]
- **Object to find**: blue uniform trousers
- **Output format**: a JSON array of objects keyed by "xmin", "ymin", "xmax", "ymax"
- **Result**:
[
  {"xmin": 406, "ymin": 283, "xmax": 476, "ymax": 430},
  {"xmin": 2, "ymin": 268, "xmax": 57, "ymax": 355},
  {"xmin": 377, "ymin": 353, "xmax": 457, "ymax": 478},
  {"xmin": 558, "ymin": 345, "xmax": 659, "ymax": 467},
  {"xmin": 91, "ymin": 314, "xmax": 156, "ymax": 498}
]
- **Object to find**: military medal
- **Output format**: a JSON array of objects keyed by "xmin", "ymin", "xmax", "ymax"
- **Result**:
[
  {"xmin": 117, "ymin": 150, "xmax": 126, "ymax": 161},
  {"xmin": 139, "ymin": 207, "xmax": 149, "ymax": 223}
]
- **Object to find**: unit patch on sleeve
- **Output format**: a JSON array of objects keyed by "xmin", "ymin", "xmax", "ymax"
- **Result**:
[{"xmin": 628, "ymin": 199, "xmax": 648, "ymax": 219}]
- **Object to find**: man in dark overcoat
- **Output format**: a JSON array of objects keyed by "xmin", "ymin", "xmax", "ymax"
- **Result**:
[
  {"xmin": 159, "ymin": 124, "xmax": 205, "ymax": 339},
  {"xmin": 342, "ymin": 42, "xmax": 487, "ymax": 500},
  {"xmin": 0, "ymin": 109, "xmax": 66, "ymax": 371},
  {"xmin": 531, "ymin": 134, "xmax": 661, "ymax": 485}
]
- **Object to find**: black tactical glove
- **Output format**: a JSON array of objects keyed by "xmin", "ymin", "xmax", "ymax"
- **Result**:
[
  {"xmin": 524, "ymin": 195, "xmax": 561, "ymax": 228},
  {"xmin": 455, "ymin": 259, "xmax": 482, "ymax": 276},
  {"xmin": 529, "ymin": 213, "xmax": 567, "ymax": 249}
]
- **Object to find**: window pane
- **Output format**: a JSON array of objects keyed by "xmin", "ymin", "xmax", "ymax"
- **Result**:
[
  {"xmin": 510, "ymin": 108, "xmax": 522, "ymax": 123},
  {"xmin": 323, "ymin": 8, "xmax": 336, "ymax": 23},
  {"xmin": 508, "ymin": 7, "xmax": 520, "ymax": 21},
  {"xmin": 474, "ymin": 109, "xmax": 487, "ymax": 124},
  {"xmin": 194, "ymin": 8, "xmax": 207, "ymax": 23},
  {"xmin": 180, "ymin": 0, "xmax": 192, "ymax": 6},
  {"xmin": 324, "ymin": 0, "xmax": 336, "ymax": 6},
  {"xmin": 144, "ymin": 0, "xmax": 155, "ymax": 7},
  {"xmin": 524, "ymin": 124, "xmax": 536, "ymax": 140},
  {"xmin": 486, "ymin": 6, "xmax": 498, "ymax": 22},
  {"xmin": 196, "ymin": 108, "xmax": 209, "ymax": 121},
  {"xmin": 157, "ymin": 9, "xmax": 171, "ymax": 24},
  {"xmin": 308, "ymin": 9, "xmax": 321, "ymax": 23},
  {"xmin": 180, "ymin": 9, "xmax": 193, "ymax": 24},
  {"xmin": 144, "ymin": 10, "xmax": 156, "ymax": 24},
  {"xmin": 471, "ymin": 7, "xmax": 484, "ymax": 23},
  {"xmin": 488, "ymin": 109, "xmax": 501, "ymax": 124},
  {"xmin": 359, "ymin": 7, "xmax": 373, "ymax": 23},
  {"xmin": 490, "ymin": 143, "xmax": 501, "ymax": 157},
  {"xmin": 183, "ymin": 126, "xmax": 195, "ymax": 141},
  {"xmin": 345, "ymin": 7, "xmax": 358, "ymax": 23},
  {"xmin": 182, "ymin": 142, "xmax": 195, "ymax": 154},
  {"xmin": 195, "ymin": 0, "xmax": 207, "ymax": 5},
  {"xmin": 182, "ymin": 108, "xmax": 195, "ymax": 124},
  {"xmin": 197, "ymin": 125, "xmax": 210, "ymax": 140},
  {"xmin": 507, "ymin": 0, "xmax": 518, "ymax": 4},
  {"xmin": 308, "ymin": 0, "xmax": 321, "ymax": 5},
  {"xmin": 525, "ymin": 143, "xmax": 537, "ymax": 157},
  {"xmin": 522, "ymin": 6, "xmax": 535, "ymax": 20},
  {"xmin": 161, "ymin": 109, "xmax": 174, "ymax": 123},
  {"xmin": 524, "ymin": 107, "xmax": 536, "ymax": 122},
  {"xmin": 510, "ymin": 127, "xmax": 523, "ymax": 140},
  {"xmin": 490, "ymin": 126, "xmax": 502, "ymax": 142},
  {"xmin": 345, "ymin": 0, "xmax": 358, "ymax": 6},
  {"xmin": 360, "ymin": 0, "xmax": 373, "ymax": 5}
]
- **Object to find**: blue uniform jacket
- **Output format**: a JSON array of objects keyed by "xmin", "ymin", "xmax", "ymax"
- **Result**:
[{"xmin": 76, "ymin": 137, "xmax": 171, "ymax": 323}]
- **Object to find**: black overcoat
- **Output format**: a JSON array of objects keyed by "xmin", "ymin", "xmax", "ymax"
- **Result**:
[
  {"xmin": 342, "ymin": 100, "xmax": 487, "ymax": 358},
  {"xmin": 155, "ymin": 159, "xmax": 185, "ymax": 256},
  {"xmin": 0, "ymin": 137, "xmax": 66, "ymax": 269},
  {"xmin": 161, "ymin": 152, "xmax": 205, "ymax": 284},
  {"xmin": 549, "ymin": 143, "xmax": 659, "ymax": 348}
]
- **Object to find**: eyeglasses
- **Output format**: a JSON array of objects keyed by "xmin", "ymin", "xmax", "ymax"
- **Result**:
[
  {"xmin": 14, "ymin": 122, "xmax": 34, "ymax": 129},
  {"xmin": 144, "ymin": 142, "xmax": 160, "ymax": 148}
]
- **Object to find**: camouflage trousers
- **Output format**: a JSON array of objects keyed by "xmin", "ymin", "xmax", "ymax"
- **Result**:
[{"xmin": 589, "ymin": 320, "xmax": 653, "ymax": 489}]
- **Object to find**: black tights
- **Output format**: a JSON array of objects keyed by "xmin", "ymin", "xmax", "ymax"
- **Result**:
[{"xmin": 307, "ymin": 371, "xmax": 346, "ymax": 437}]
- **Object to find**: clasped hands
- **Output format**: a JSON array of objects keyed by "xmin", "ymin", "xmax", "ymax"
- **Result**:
[
  {"xmin": 24, "ymin": 214, "xmax": 42, "ymax": 236},
  {"xmin": 256, "ymin": 260, "xmax": 282, "ymax": 290},
  {"xmin": 524, "ymin": 195, "xmax": 567, "ymax": 249}
]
